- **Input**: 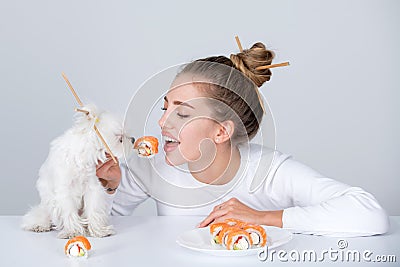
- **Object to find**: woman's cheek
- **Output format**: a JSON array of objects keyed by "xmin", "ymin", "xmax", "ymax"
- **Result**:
[
  {"xmin": 179, "ymin": 129, "xmax": 203, "ymax": 161},
  {"xmin": 180, "ymin": 138, "xmax": 201, "ymax": 161},
  {"xmin": 179, "ymin": 118, "xmax": 216, "ymax": 161}
]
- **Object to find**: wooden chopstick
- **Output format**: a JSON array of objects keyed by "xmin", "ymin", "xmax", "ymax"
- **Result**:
[
  {"xmin": 62, "ymin": 72, "xmax": 84, "ymax": 106},
  {"xmin": 74, "ymin": 108, "xmax": 89, "ymax": 115},
  {"xmin": 255, "ymin": 62, "xmax": 290, "ymax": 70},
  {"xmin": 235, "ymin": 35, "xmax": 243, "ymax": 52}
]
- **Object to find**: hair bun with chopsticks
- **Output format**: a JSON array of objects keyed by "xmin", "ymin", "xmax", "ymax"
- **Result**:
[{"xmin": 230, "ymin": 42, "xmax": 275, "ymax": 88}]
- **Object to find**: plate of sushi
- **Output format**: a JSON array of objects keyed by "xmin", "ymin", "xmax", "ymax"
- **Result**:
[{"xmin": 176, "ymin": 219, "xmax": 293, "ymax": 256}]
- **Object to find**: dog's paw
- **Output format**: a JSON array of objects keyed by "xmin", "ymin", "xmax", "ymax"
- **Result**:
[
  {"xmin": 21, "ymin": 206, "xmax": 52, "ymax": 232},
  {"xmin": 87, "ymin": 225, "xmax": 115, "ymax": 238},
  {"xmin": 57, "ymin": 230, "xmax": 86, "ymax": 239},
  {"xmin": 22, "ymin": 224, "xmax": 52, "ymax": 233}
]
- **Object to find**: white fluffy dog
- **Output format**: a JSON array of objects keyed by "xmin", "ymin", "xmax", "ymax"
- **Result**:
[{"xmin": 22, "ymin": 104, "xmax": 126, "ymax": 238}]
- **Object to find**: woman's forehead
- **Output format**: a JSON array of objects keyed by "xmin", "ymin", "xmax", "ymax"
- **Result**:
[
  {"xmin": 165, "ymin": 83, "xmax": 218, "ymax": 117},
  {"xmin": 166, "ymin": 83, "xmax": 205, "ymax": 102}
]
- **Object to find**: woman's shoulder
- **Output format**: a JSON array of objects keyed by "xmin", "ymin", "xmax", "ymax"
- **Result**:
[
  {"xmin": 247, "ymin": 144, "xmax": 334, "ymax": 187},
  {"xmin": 238, "ymin": 143, "xmax": 293, "ymax": 191},
  {"xmin": 241, "ymin": 143, "xmax": 292, "ymax": 167},
  {"xmin": 240, "ymin": 143, "xmax": 331, "ymax": 190}
]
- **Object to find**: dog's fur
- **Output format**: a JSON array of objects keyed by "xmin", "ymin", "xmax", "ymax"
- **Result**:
[{"xmin": 21, "ymin": 104, "xmax": 124, "ymax": 238}]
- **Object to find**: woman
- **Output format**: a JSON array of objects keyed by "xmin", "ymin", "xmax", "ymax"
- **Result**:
[{"xmin": 97, "ymin": 42, "xmax": 389, "ymax": 236}]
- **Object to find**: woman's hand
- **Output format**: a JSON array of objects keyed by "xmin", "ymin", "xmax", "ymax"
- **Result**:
[
  {"xmin": 96, "ymin": 154, "xmax": 121, "ymax": 194},
  {"xmin": 198, "ymin": 197, "xmax": 283, "ymax": 228}
]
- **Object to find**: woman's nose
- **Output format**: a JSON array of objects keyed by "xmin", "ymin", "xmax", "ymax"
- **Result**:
[{"xmin": 158, "ymin": 111, "xmax": 168, "ymax": 129}]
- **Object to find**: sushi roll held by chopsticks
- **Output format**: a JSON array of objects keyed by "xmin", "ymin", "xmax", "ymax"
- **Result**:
[
  {"xmin": 134, "ymin": 136, "xmax": 159, "ymax": 158},
  {"xmin": 65, "ymin": 236, "xmax": 91, "ymax": 258}
]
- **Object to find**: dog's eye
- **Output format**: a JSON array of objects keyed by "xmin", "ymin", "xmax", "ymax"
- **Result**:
[{"xmin": 119, "ymin": 136, "xmax": 123, "ymax": 143}]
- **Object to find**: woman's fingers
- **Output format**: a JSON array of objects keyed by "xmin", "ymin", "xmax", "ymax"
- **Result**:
[
  {"xmin": 96, "ymin": 158, "xmax": 118, "ymax": 179},
  {"xmin": 198, "ymin": 198, "xmax": 240, "ymax": 227},
  {"xmin": 198, "ymin": 207, "xmax": 231, "ymax": 227},
  {"xmin": 96, "ymin": 159, "xmax": 108, "ymax": 171},
  {"xmin": 98, "ymin": 177, "xmax": 108, "ymax": 187},
  {"xmin": 96, "ymin": 153, "xmax": 117, "ymax": 170},
  {"xmin": 198, "ymin": 197, "xmax": 264, "ymax": 227}
]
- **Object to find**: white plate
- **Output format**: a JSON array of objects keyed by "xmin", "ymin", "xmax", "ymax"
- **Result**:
[{"xmin": 176, "ymin": 225, "xmax": 293, "ymax": 256}]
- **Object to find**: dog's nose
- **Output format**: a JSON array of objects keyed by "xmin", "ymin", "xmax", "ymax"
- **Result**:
[{"xmin": 130, "ymin": 137, "xmax": 135, "ymax": 144}]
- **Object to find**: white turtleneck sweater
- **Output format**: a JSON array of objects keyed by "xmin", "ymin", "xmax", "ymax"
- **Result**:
[{"xmin": 107, "ymin": 144, "xmax": 389, "ymax": 237}]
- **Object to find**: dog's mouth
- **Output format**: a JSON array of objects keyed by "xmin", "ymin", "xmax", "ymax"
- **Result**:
[
  {"xmin": 117, "ymin": 135, "xmax": 135, "ymax": 144},
  {"xmin": 118, "ymin": 135, "xmax": 137, "ymax": 158}
]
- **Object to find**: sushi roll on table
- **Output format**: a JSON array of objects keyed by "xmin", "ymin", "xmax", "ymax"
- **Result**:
[
  {"xmin": 209, "ymin": 218, "xmax": 268, "ymax": 250},
  {"xmin": 218, "ymin": 225, "xmax": 241, "ymax": 248},
  {"xmin": 134, "ymin": 136, "xmax": 159, "ymax": 158},
  {"xmin": 242, "ymin": 224, "xmax": 267, "ymax": 247},
  {"xmin": 225, "ymin": 229, "xmax": 253, "ymax": 250},
  {"xmin": 209, "ymin": 222, "xmax": 229, "ymax": 244},
  {"xmin": 64, "ymin": 236, "xmax": 91, "ymax": 258}
]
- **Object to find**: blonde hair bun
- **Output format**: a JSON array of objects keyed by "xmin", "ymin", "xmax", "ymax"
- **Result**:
[{"xmin": 230, "ymin": 42, "xmax": 275, "ymax": 87}]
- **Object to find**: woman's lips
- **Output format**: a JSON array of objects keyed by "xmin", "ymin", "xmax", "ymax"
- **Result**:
[
  {"xmin": 163, "ymin": 141, "xmax": 179, "ymax": 153},
  {"xmin": 162, "ymin": 134, "xmax": 180, "ymax": 153}
]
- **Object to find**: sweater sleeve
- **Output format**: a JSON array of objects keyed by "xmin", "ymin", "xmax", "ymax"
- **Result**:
[
  {"xmin": 275, "ymin": 158, "xmax": 390, "ymax": 237},
  {"xmin": 108, "ymin": 162, "xmax": 150, "ymax": 216}
]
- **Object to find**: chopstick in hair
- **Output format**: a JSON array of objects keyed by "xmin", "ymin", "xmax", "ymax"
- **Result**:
[
  {"xmin": 235, "ymin": 35, "xmax": 244, "ymax": 53},
  {"xmin": 255, "ymin": 62, "xmax": 290, "ymax": 70}
]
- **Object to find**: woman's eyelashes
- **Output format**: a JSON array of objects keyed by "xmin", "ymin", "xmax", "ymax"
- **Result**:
[
  {"xmin": 161, "ymin": 106, "xmax": 190, "ymax": 119},
  {"xmin": 176, "ymin": 112, "xmax": 189, "ymax": 118}
]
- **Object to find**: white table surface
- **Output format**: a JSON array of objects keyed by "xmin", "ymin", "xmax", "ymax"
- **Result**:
[{"xmin": 2, "ymin": 216, "xmax": 399, "ymax": 266}]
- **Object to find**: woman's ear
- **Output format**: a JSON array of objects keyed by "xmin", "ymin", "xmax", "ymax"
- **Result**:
[{"xmin": 214, "ymin": 120, "xmax": 235, "ymax": 144}]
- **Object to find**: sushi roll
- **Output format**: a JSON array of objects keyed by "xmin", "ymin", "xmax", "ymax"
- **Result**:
[
  {"xmin": 134, "ymin": 136, "xmax": 159, "ymax": 158},
  {"xmin": 64, "ymin": 236, "xmax": 91, "ymax": 258},
  {"xmin": 242, "ymin": 224, "xmax": 267, "ymax": 247},
  {"xmin": 218, "ymin": 225, "xmax": 241, "ymax": 248},
  {"xmin": 209, "ymin": 222, "xmax": 229, "ymax": 244},
  {"xmin": 225, "ymin": 229, "xmax": 253, "ymax": 250}
]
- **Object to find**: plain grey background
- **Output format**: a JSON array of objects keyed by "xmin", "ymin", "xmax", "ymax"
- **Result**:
[{"xmin": 0, "ymin": 0, "xmax": 398, "ymax": 216}]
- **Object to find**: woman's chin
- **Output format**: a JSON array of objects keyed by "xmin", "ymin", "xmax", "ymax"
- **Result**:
[
  {"xmin": 165, "ymin": 156, "xmax": 174, "ymax": 166},
  {"xmin": 164, "ymin": 155, "xmax": 185, "ymax": 166}
]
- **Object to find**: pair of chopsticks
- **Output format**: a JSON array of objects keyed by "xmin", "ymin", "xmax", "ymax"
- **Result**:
[
  {"xmin": 234, "ymin": 35, "xmax": 289, "ymax": 70},
  {"xmin": 61, "ymin": 72, "xmax": 118, "ymax": 164},
  {"xmin": 234, "ymin": 35, "xmax": 289, "ymax": 114}
]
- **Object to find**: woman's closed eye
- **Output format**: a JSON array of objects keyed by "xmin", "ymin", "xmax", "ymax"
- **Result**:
[
  {"xmin": 175, "ymin": 106, "xmax": 191, "ymax": 118},
  {"xmin": 161, "ymin": 106, "xmax": 190, "ymax": 119},
  {"xmin": 176, "ymin": 112, "xmax": 190, "ymax": 118}
]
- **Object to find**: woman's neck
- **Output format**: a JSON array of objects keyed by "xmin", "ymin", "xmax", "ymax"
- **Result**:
[{"xmin": 189, "ymin": 144, "xmax": 241, "ymax": 185}]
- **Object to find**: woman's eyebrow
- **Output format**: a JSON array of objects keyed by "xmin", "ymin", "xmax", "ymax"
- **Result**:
[
  {"xmin": 164, "ymin": 96, "xmax": 195, "ymax": 109},
  {"xmin": 174, "ymin": 101, "xmax": 195, "ymax": 109}
]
